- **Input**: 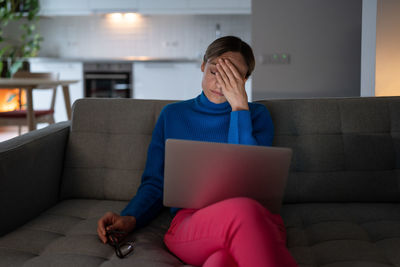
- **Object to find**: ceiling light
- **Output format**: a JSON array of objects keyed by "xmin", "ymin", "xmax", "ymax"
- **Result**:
[
  {"xmin": 124, "ymin": 13, "xmax": 139, "ymax": 22},
  {"xmin": 108, "ymin": 13, "xmax": 123, "ymax": 22}
]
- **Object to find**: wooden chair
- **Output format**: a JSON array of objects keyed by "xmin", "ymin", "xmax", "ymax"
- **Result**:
[{"xmin": 0, "ymin": 71, "xmax": 59, "ymax": 135}]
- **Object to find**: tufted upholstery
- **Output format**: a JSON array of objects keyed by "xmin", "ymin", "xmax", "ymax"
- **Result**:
[
  {"xmin": 259, "ymin": 97, "xmax": 400, "ymax": 267},
  {"xmin": 0, "ymin": 96, "xmax": 399, "ymax": 267},
  {"xmin": 60, "ymin": 99, "xmax": 176, "ymax": 201},
  {"xmin": 257, "ymin": 97, "xmax": 400, "ymax": 203},
  {"xmin": 0, "ymin": 199, "xmax": 186, "ymax": 267},
  {"xmin": 282, "ymin": 203, "xmax": 400, "ymax": 267}
]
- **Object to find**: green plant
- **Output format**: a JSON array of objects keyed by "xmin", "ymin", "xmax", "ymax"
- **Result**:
[{"xmin": 0, "ymin": 0, "xmax": 43, "ymax": 77}]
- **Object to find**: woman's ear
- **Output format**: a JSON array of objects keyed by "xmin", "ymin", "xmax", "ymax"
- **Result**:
[
  {"xmin": 201, "ymin": 62, "xmax": 205, "ymax": 72},
  {"xmin": 244, "ymin": 73, "xmax": 250, "ymax": 83}
]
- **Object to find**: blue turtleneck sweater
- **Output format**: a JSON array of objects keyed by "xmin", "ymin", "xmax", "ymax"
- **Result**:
[{"xmin": 121, "ymin": 92, "xmax": 274, "ymax": 228}]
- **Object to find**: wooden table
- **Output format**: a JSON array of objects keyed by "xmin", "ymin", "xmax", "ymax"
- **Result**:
[{"xmin": 0, "ymin": 78, "xmax": 79, "ymax": 131}]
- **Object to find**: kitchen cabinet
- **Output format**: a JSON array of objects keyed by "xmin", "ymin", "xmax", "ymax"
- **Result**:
[
  {"xmin": 133, "ymin": 61, "xmax": 252, "ymax": 101},
  {"xmin": 89, "ymin": 0, "xmax": 138, "ymax": 9},
  {"xmin": 39, "ymin": 0, "xmax": 250, "ymax": 16},
  {"xmin": 137, "ymin": 0, "xmax": 251, "ymax": 14},
  {"xmin": 27, "ymin": 59, "xmax": 252, "ymax": 125},
  {"xmin": 29, "ymin": 60, "xmax": 84, "ymax": 123},
  {"xmin": 133, "ymin": 62, "xmax": 203, "ymax": 100},
  {"xmin": 39, "ymin": 0, "xmax": 91, "ymax": 16},
  {"xmin": 187, "ymin": 0, "xmax": 251, "ymax": 13}
]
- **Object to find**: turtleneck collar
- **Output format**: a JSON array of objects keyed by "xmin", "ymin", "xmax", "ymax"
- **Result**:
[{"xmin": 195, "ymin": 91, "xmax": 231, "ymax": 113}]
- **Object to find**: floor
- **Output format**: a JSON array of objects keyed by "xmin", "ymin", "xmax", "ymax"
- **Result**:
[
  {"xmin": 0, "ymin": 126, "xmax": 29, "ymax": 142},
  {"xmin": 0, "ymin": 124, "xmax": 48, "ymax": 142}
]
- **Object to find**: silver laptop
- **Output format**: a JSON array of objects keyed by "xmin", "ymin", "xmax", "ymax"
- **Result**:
[{"xmin": 163, "ymin": 139, "xmax": 292, "ymax": 214}]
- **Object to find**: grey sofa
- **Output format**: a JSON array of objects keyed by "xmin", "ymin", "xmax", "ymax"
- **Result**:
[{"xmin": 0, "ymin": 96, "xmax": 399, "ymax": 267}]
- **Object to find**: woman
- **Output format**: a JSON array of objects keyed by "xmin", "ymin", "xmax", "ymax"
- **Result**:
[{"xmin": 97, "ymin": 36, "xmax": 298, "ymax": 267}]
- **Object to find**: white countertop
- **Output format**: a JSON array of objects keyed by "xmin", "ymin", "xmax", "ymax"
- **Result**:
[{"xmin": 28, "ymin": 56, "xmax": 201, "ymax": 63}]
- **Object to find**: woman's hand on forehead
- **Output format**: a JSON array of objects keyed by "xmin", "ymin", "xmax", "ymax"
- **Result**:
[
  {"xmin": 209, "ymin": 57, "xmax": 246, "ymax": 78},
  {"xmin": 215, "ymin": 58, "xmax": 249, "ymax": 111}
]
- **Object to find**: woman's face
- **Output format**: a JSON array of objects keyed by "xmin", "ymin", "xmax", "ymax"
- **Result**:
[{"xmin": 201, "ymin": 51, "xmax": 248, "ymax": 104}]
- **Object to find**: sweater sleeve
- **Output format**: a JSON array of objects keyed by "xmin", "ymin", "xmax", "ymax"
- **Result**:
[
  {"xmin": 227, "ymin": 104, "xmax": 274, "ymax": 146},
  {"xmin": 120, "ymin": 109, "xmax": 166, "ymax": 228}
]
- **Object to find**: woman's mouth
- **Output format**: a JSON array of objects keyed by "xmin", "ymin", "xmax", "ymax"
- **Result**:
[{"xmin": 211, "ymin": 90, "xmax": 224, "ymax": 96}]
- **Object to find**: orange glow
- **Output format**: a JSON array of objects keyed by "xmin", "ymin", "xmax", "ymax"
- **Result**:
[
  {"xmin": 0, "ymin": 89, "xmax": 26, "ymax": 112},
  {"xmin": 106, "ymin": 12, "xmax": 141, "ymax": 24},
  {"xmin": 375, "ymin": 0, "xmax": 400, "ymax": 96},
  {"xmin": 108, "ymin": 13, "xmax": 123, "ymax": 22},
  {"xmin": 124, "ymin": 13, "xmax": 139, "ymax": 22}
]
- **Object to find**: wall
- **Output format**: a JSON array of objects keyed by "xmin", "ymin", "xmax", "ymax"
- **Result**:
[
  {"xmin": 375, "ymin": 0, "xmax": 400, "ymax": 96},
  {"xmin": 34, "ymin": 15, "xmax": 251, "ymax": 59},
  {"xmin": 251, "ymin": 0, "xmax": 362, "ymax": 99},
  {"xmin": 2, "ymin": 14, "xmax": 252, "ymax": 125},
  {"xmin": 360, "ymin": 0, "xmax": 377, "ymax": 97}
]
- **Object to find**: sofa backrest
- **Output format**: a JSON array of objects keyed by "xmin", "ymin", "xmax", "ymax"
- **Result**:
[
  {"xmin": 257, "ymin": 96, "xmax": 400, "ymax": 203},
  {"xmin": 60, "ymin": 98, "xmax": 176, "ymax": 201},
  {"xmin": 61, "ymin": 96, "xmax": 400, "ymax": 203}
]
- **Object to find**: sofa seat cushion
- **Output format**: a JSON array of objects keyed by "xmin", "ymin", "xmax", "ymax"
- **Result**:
[
  {"xmin": 0, "ymin": 199, "xmax": 189, "ymax": 267},
  {"xmin": 282, "ymin": 203, "xmax": 400, "ymax": 267},
  {"xmin": 3, "ymin": 200, "xmax": 400, "ymax": 267}
]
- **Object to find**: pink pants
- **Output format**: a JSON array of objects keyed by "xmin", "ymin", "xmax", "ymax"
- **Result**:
[{"xmin": 164, "ymin": 197, "xmax": 298, "ymax": 267}]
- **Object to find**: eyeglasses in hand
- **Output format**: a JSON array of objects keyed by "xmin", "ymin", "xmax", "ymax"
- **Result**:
[{"xmin": 106, "ymin": 230, "xmax": 135, "ymax": 258}]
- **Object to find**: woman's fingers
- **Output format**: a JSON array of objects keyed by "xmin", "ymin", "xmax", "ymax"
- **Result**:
[
  {"xmin": 97, "ymin": 218, "xmax": 108, "ymax": 243},
  {"xmin": 98, "ymin": 229, "xmax": 108, "ymax": 243},
  {"xmin": 216, "ymin": 59, "xmax": 245, "ymax": 93},
  {"xmin": 215, "ymin": 72, "xmax": 226, "ymax": 90},
  {"xmin": 216, "ymin": 63, "xmax": 230, "ymax": 87},
  {"xmin": 224, "ymin": 59, "xmax": 243, "ymax": 80},
  {"xmin": 98, "ymin": 215, "xmax": 108, "ymax": 235},
  {"xmin": 217, "ymin": 59, "xmax": 236, "ymax": 86},
  {"xmin": 97, "ymin": 212, "xmax": 118, "ymax": 243},
  {"xmin": 210, "ymin": 58, "xmax": 248, "ymax": 110}
]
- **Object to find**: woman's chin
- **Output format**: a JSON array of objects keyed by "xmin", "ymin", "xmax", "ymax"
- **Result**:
[
  {"xmin": 210, "ymin": 96, "xmax": 227, "ymax": 104},
  {"xmin": 204, "ymin": 90, "xmax": 225, "ymax": 104}
]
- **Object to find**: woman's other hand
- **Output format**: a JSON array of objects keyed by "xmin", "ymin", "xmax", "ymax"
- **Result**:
[
  {"xmin": 215, "ymin": 58, "xmax": 249, "ymax": 111},
  {"xmin": 97, "ymin": 212, "xmax": 137, "ymax": 243}
]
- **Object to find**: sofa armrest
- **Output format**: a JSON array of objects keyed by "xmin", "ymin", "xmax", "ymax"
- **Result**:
[{"xmin": 0, "ymin": 122, "xmax": 70, "ymax": 236}]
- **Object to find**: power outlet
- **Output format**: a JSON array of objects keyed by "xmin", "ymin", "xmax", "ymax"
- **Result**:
[
  {"xmin": 162, "ymin": 41, "xmax": 179, "ymax": 48},
  {"xmin": 259, "ymin": 53, "xmax": 291, "ymax": 64}
]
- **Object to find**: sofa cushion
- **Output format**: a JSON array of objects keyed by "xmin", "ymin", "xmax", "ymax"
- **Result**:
[
  {"xmin": 61, "ymin": 97, "xmax": 400, "ymax": 203},
  {"xmin": 60, "ymin": 99, "xmax": 176, "ymax": 201},
  {"xmin": 0, "ymin": 122, "xmax": 70, "ymax": 236},
  {"xmin": 281, "ymin": 203, "xmax": 400, "ymax": 267},
  {"xmin": 62, "ymin": 97, "xmax": 400, "ymax": 203},
  {"xmin": 256, "ymin": 97, "xmax": 400, "ymax": 203},
  {"xmin": 1, "ymin": 200, "xmax": 400, "ymax": 267},
  {"xmin": 0, "ymin": 199, "xmax": 188, "ymax": 267}
]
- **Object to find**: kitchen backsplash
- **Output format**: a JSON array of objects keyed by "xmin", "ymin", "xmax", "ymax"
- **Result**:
[{"xmin": 36, "ymin": 15, "xmax": 251, "ymax": 59}]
